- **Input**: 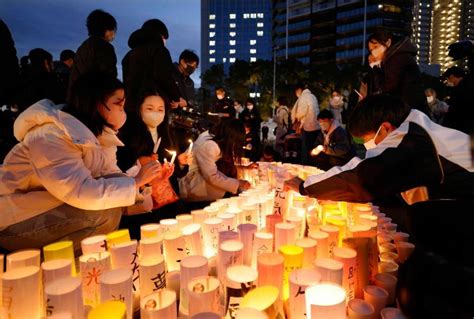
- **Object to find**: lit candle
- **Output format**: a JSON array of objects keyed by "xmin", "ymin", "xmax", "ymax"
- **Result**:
[
  {"xmin": 278, "ymin": 245, "xmax": 304, "ymax": 301},
  {"xmin": 187, "ymin": 276, "xmax": 221, "ymax": 317},
  {"xmin": 166, "ymin": 149, "xmax": 177, "ymax": 165},
  {"xmin": 187, "ymin": 139, "xmax": 194, "ymax": 155},
  {"xmin": 140, "ymin": 289, "xmax": 177, "ymax": 319},
  {"xmin": 305, "ymin": 283, "xmax": 347, "ymax": 319}
]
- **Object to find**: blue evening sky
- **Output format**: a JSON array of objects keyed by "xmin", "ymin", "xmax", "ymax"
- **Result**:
[{"xmin": 1, "ymin": 0, "xmax": 202, "ymax": 85}]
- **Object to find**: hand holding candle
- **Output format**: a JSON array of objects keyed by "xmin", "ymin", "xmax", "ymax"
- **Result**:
[
  {"xmin": 165, "ymin": 149, "xmax": 177, "ymax": 165},
  {"xmin": 187, "ymin": 139, "xmax": 193, "ymax": 155},
  {"xmin": 311, "ymin": 145, "xmax": 324, "ymax": 156}
]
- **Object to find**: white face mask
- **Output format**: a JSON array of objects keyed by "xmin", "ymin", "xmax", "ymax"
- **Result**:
[
  {"xmin": 217, "ymin": 94, "xmax": 225, "ymax": 100},
  {"xmin": 247, "ymin": 104, "xmax": 254, "ymax": 111},
  {"xmin": 369, "ymin": 60, "xmax": 382, "ymax": 68},
  {"xmin": 426, "ymin": 96, "xmax": 434, "ymax": 103},
  {"xmin": 142, "ymin": 111, "xmax": 165, "ymax": 128},
  {"xmin": 371, "ymin": 46, "xmax": 386, "ymax": 60},
  {"xmin": 363, "ymin": 125, "xmax": 383, "ymax": 150},
  {"xmin": 446, "ymin": 81, "xmax": 455, "ymax": 87}
]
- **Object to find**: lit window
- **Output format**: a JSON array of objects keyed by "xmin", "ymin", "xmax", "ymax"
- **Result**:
[
  {"xmin": 209, "ymin": 49, "xmax": 215, "ymax": 55},
  {"xmin": 243, "ymin": 13, "xmax": 250, "ymax": 19},
  {"xmin": 250, "ymin": 57, "xmax": 257, "ymax": 62},
  {"xmin": 223, "ymin": 58, "xmax": 227, "ymax": 63},
  {"xmin": 209, "ymin": 14, "xmax": 216, "ymax": 20},
  {"xmin": 209, "ymin": 40, "xmax": 215, "ymax": 46},
  {"xmin": 210, "ymin": 24, "xmax": 215, "ymax": 29},
  {"xmin": 250, "ymin": 92, "xmax": 256, "ymax": 98},
  {"xmin": 230, "ymin": 49, "xmax": 236, "ymax": 54},
  {"xmin": 209, "ymin": 58, "xmax": 215, "ymax": 62},
  {"xmin": 229, "ymin": 13, "xmax": 236, "ymax": 19},
  {"xmin": 230, "ymin": 23, "xmax": 236, "ymax": 28},
  {"xmin": 257, "ymin": 13, "xmax": 264, "ymax": 18},
  {"xmin": 230, "ymin": 32, "xmax": 236, "ymax": 37},
  {"xmin": 250, "ymin": 39, "xmax": 257, "ymax": 45},
  {"xmin": 257, "ymin": 22, "xmax": 264, "ymax": 28},
  {"xmin": 230, "ymin": 40, "xmax": 236, "ymax": 46},
  {"xmin": 209, "ymin": 32, "xmax": 215, "ymax": 37},
  {"xmin": 251, "ymin": 13, "xmax": 257, "ymax": 18},
  {"xmin": 257, "ymin": 31, "xmax": 264, "ymax": 36},
  {"xmin": 230, "ymin": 57, "xmax": 236, "ymax": 63},
  {"xmin": 250, "ymin": 48, "xmax": 257, "ymax": 54}
]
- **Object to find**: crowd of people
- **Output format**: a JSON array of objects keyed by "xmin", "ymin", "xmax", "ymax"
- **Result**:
[{"xmin": 0, "ymin": 10, "xmax": 473, "ymax": 255}]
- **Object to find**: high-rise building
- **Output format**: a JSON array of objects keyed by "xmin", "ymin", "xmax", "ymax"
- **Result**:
[
  {"xmin": 201, "ymin": 0, "xmax": 272, "ymax": 74},
  {"xmin": 461, "ymin": 1, "xmax": 474, "ymax": 40},
  {"xmin": 412, "ymin": 0, "xmax": 432, "ymax": 65},
  {"xmin": 272, "ymin": 0, "xmax": 413, "ymax": 68}
]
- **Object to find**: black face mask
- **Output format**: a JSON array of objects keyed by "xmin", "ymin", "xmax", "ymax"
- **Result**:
[{"xmin": 183, "ymin": 64, "xmax": 195, "ymax": 75}]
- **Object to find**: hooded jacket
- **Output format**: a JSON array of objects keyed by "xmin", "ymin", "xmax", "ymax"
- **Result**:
[
  {"xmin": 0, "ymin": 99, "xmax": 136, "ymax": 229},
  {"xmin": 122, "ymin": 27, "xmax": 180, "ymax": 108},
  {"xmin": 301, "ymin": 110, "xmax": 474, "ymax": 204}
]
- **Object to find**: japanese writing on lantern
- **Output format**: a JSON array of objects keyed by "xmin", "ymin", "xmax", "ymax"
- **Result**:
[
  {"xmin": 151, "ymin": 270, "xmax": 166, "ymax": 291},
  {"xmin": 130, "ymin": 250, "xmax": 140, "ymax": 291},
  {"xmin": 85, "ymin": 267, "xmax": 102, "ymax": 286},
  {"xmin": 112, "ymin": 294, "xmax": 125, "ymax": 302},
  {"xmin": 46, "ymin": 298, "xmax": 54, "ymax": 316}
]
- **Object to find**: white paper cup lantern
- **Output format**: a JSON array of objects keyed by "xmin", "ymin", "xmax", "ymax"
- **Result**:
[
  {"xmin": 251, "ymin": 232, "xmax": 274, "ymax": 268},
  {"xmin": 392, "ymin": 232, "xmax": 409, "ymax": 243},
  {"xmin": 44, "ymin": 277, "xmax": 83, "ymax": 319},
  {"xmin": 187, "ymin": 276, "xmax": 222, "ymax": 317},
  {"xmin": 140, "ymin": 289, "xmax": 177, "ymax": 319},
  {"xmin": 81, "ymin": 235, "xmax": 107, "ymax": 255},
  {"xmin": 380, "ymin": 307, "xmax": 407, "ymax": 319},
  {"xmin": 333, "ymin": 246, "xmax": 357, "ymax": 301},
  {"xmin": 218, "ymin": 230, "xmax": 240, "ymax": 246},
  {"xmin": 0, "ymin": 265, "xmax": 42, "ymax": 318},
  {"xmin": 308, "ymin": 231, "xmax": 329, "ymax": 259},
  {"xmin": 295, "ymin": 237, "xmax": 317, "ymax": 269},
  {"xmin": 100, "ymin": 269, "xmax": 133, "ymax": 319},
  {"xmin": 378, "ymin": 262, "xmax": 399, "ymax": 277},
  {"xmin": 191, "ymin": 209, "xmax": 208, "ymax": 225},
  {"xmin": 374, "ymin": 273, "xmax": 398, "ymax": 305},
  {"xmin": 182, "ymin": 224, "xmax": 203, "ymax": 256},
  {"xmin": 266, "ymin": 214, "xmax": 283, "ymax": 236},
  {"xmin": 225, "ymin": 207, "xmax": 243, "ymax": 225},
  {"xmin": 217, "ymin": 213, "xmax": 237, "ymax": 231},
  {"xmin": 379, "ymin": 252, "xmax": 399, "ymax": 264},
  {"xmin": 305, "ymin": 283, "xmax": 347, "ymax": 319},
  {"xmin": 109, "ymin": 240, "xmax": 140, "ymax": 297},
  {"xmin": 274, "ymin": 222, "xmax": 296, "ymax": 251},
  {"xmin": 202, "ymin": 218, "xmax": 223, "ymax": 258},
  {"xmin": 396, "ymin": 242, "xmax": 415, "ymax": 263},
  {"xmin": 42, "ymin": 259, "xmax": 72, "ymax": 285},
  {"xmin": 6, "ymin": 249, "xmax": 41, "ymax": 271},
  {"xmin": 287, "ymin": 215, "xmax": 305, "ymax": 239},
  {"xmin": 165, "ymin": 270, "xmax": 180, "ymax": 299},
  {"xmin": 237, "ymin": 223, "xmax": 258, "ymax": 266},
  {"xmin": 240, "ymin": 285, "xmax": 281, "ymax": 319},
  {"xmin": 225, "ymin": 265, "xmax": 258, "ymax": 318},
  {"xmin": 218, "ymin": 240, "xmax": 243, "ymax": 285},
  {"xmin": 257, "ymin": 253, "xmax": 284, "ymax": 293},
  {"xmin": 179, "ymin": 255, "xmax": 210, "ymax": 316},
  {"xmin": 314, "ymin": 258, "xmax": 344, "ymax": 286},
  {"xmin": 379, "ymin": 243, "xmax": 397, "ymax": 254},
  {"xmin": 140, "ymin": 223, "xmax": 161, "ymax": 239},
  {"xmin": 363, "ymin": 285, "xmax": 389, "ymax": 319},
  {"xmin": 140, "ymin": 236, "xmax": 163, "ymax": 260},
  {"xmin": 176, "ymin": 214, "xmax": 193, "ymax": 230},
  {"xmin": 159, "ymin": 219, "xmax": 178, "ymax": 234},
  {"xmin": 241, "ymin": 203, "xmax": 258, "ymax": 225},
  {"xmin": 289, "ymin": 269, "xmax": 321, "ymax": 319},
  {"xmin": 320, "ymin": 225, "xmax": 339, "ymax": 258},
  {"xmin": 163, "ymin": 231, "xmax": 187, "ymax": 272},
  {"xmin": 139, "ymin": 255, "xmax": 166, "ymax": 298},
  {"xmin": 347, "ymin": 298, "xmax": 375, "ymax": 319},
  {"xmin": 79, "ymin": 251, "xmax": 112, "ymax": 307}
]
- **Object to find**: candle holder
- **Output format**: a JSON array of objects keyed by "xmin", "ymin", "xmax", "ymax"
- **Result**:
[
  {"xmin": 187, "ymin": 276, "xmax": 222, "ymax": 317},
  {"xmin": 6, "ymin": 249, "xmax": 40, "ymax": 271},
  {"xmin": 42, "ymin": 259, "xmax": 72, "ymax": 285},
  {"xmin": 109, "ymin": 240, "xmax": 140, "ymax": 297},
  {"xmin": 218, "ymin": 240, "xmax": 243, "ymax": 285},
  {"xmin": 159, "ymin": 219, "xmax": 178, "ymax": 234},
  {"xmin": 289, "ymin": 269, "xmax": 321, "ymax": 319},
  {"xmin": 140, "ymin": 223, "xmax": 161, "ymax": 239},
  {"xmin": 266, "ymin": 214, "xmax": 283, "ymax": 237},
  {"xmin": 225, "ymin": 265, "xmax": 258, "ymax": 318},
  {"xmin": 275, "ymin": 222, "xmax": 296, "ymax": 251},
  {"xmin": 79, "ymin": 252, "xmax": 111, "ymax": 307},
  {"xmin": 235, "ymin": 307, "xmax": 268, "ymax": 319},
  {"xmin": 347, "ymin": 298, "xmax": 375, "ymax": 319},
  {"xmin": 202, "ymin": 218, "xmax": 223, "ymax": 258},
  {"xmin": 241, "ymin": 204, "xmax": 258, "ymax": 225},
  {"xmin": 374, "ymin": 273, "xmax": 397, "ymax": 305},
  {"xmin": 43, "ymin": 241, "xmax": 76, "ymax": 275},
  {"xmin": 163, "ymin": 231, "xmax": 187, "ymax": 272},
  {"xmin": 320, "ymin": 225, "xmax": 339, "ymax": 258},
  {"xmin": 251, "ymin": 232, "xmax": 274, "ymax": 269},
  {"xmin": 45, "ymin": 277, "xmax": 83, "ymax": 319},
  {"xmin": 314, "ymin": 258, "xmax": 343, "ymax": 286},
  {"xmin": 257, "ymin": 252, "xmax": 284, "ymax": 297},
  {"xmin": 179, "ymin": 255, "xmax": 210, "ymax": 316},
  {"xmin": 81, "ymin": 235, "xmax": 107, "ymax": 255},
  {"xmin": 237, "ymin": 223, "xmax": 258, "ymax": 266},
  {"xmin": 106, "ymin": 229, "xmax": 131, "ymax": 248},
  {"xmin": 380, "ymin": 307, "xmax": 406, "ymax": 319},
  {"xmin": 176, "ymin": 214, "xmax": 193, "ymax": 231},
  {"xmin": 191, "ymin": 209, "xmax": 208, "ymax": 224},
  {"xmin": 278, "ymin": 245, "xmax": 304, "ymax": 301},
  {"xmin": 218, "ymin": 230, "xmax": 240, "ymax": 246},
  {"xmin": 308, "ymin": 231, "xmax": 329, "ymax": 259},
  {"xmin": 378, "ymin": 262, "xmax": 399, "ymax": 277},
  {"xmin": 217, "ymin": 213, "xmax": 237, "ymax": 231},
  {"xmin": 395, "ymin": 242, "xmax": 415, "ymax": 264},
  {"xmin": 88, "ymin": 300, "xmax": 126, "ymax": 319},
  {"xmin": 333, "ymin": 246, "xmax": 357, "ymax": 301},
  {"xmin": 140, "ymin": 236, "xmax": 163, "ymax": 260},
  {"xmin": 286, "ymin": 215, "xmax": 305, "ymax": 240},
  {"xmin": 182, "ymin": 224, "xmax": 203, "ymax": 256},
  {"xmin": 100, "ymin": 269, "xmax": 133, "ymax": 319},
  {"xmin": 240, "ymin": 286, "xmax": 280, "ymax": 319},
  {"xmin": 305, "ymin": 283, "xmax": 346, "ymax": 319},
  {"xmin": 295, "ymin": 237, "xmax": 317, "ymax": 269},
  {"xmin": 139, "ymin": 255, "xmax": 166, "ymax": 298},
  {"xmin": 363, "ymin": 285, "xmax": 388, "ymax": 319}
]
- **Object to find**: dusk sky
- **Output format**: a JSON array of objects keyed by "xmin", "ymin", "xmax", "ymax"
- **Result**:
[{"xmin": 1, "ymin": 0, "xmax": 202, "ymax": 85}]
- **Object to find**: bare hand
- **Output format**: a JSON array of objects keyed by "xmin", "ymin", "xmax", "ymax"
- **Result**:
[
  {"xmin": 238, "ymin": 179, "xmax": 251, "ymax": 192},
  {"xmin": 177, "ymin": 152, "xmax": 191, "ymax": 166},
  {"xmin": 311, "ymin": 145, "xmax": 324, "ymax": 156},
  {"xmin": 162, "ymin": 163, "xmax": 175, "ymax": 179},
  {"xmin": 134, "ymin": 161, "xmax": 162, "ymax": 187},
  {"xmin": 178, "ymin": 98, "xmax": 187, "ymax": 108},
  {"xmin": 284, "ymin": 177, "xmax": 304, "ymax": 193}
]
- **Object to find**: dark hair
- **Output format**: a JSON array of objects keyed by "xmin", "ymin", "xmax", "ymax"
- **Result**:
[
  {"xmin": 20, "ymin": 56, "xmax": 29, "ymax": 67},
  {"xmin": 277, "ymin": 96, "xmax": 288, "ymax": 106},
  {"xmin": 331, "ymin": 89, "xmax": 341, "ymax": 95},
  {"xmin": 142, "ymin": 19, "xmax": 169, "ymax": 40},
  {"xmin": 294, "ymin": 82, "xmax": 306, "ymax": 91},
  {"xmin": 442, "ymin": 66, "xmax": 465, "ymax": 79},
  {"xmin": 209, "ymin": 118, "xmax": 245, "ymax": 164},
  {"xmin": 245, "ymin": 98, "xmax": 255, "ymax": 105},
  {"xmin": 317, "ymin": 109, "xmax": 334, "ymax": 120},
  {"xmin": 86, "ymin": 9, "xmax": 117, "ymax": 37},
  {"xmin": 64, "ymin": 72, "xmax": 124, "ymax": 136},
  {"xmin": 347, "ymin": 94, "xmax": 410, "ymax": 137},
  {"xmin": 367, "ymin": 29, "xmax": 393, "ymax": 47},
  {"xmin": 60, "ymin": 49, "xmax": 75, "ymax": 62},
  {"xmin": 179, "ymin": 49, "xmax": 199, "ymax": 65},
  {"xmin": 28, "ymin": 48, "xmax": 52, "ymax": 67}
]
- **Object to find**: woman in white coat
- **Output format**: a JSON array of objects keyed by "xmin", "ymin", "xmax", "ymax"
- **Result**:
[
  {"xmin": 0, "ymin": 73, "xmax": 162, "ymax": 251},
  {"xmin": 179, "ymin": 119, "xmax": 251, "ymax": 202}
]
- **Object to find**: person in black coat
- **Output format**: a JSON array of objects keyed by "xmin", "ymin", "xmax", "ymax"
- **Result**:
[
  {"xmin": 241, "ymin": 98, "xmax": 262, "ymax": 161},
  {"xmin": 366, "ymin": 29, "xmax": 429, "ymax": 115},
  {"xmin": 0, "ymin": 20, "xmax": 19, "ymax": 108},
  {"xmin": 122, "ymin": 19, "xmax": 184, "ymax": 111},
  {"xmin": 68, "ymin": 10, "xmax": 118, "ymax": 100},
  {"xmin": 311, "ymin": 109, "xmax": 355, "ymax": 170}
]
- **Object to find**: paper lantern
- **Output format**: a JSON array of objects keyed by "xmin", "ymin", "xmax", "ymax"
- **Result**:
[
  {"xmin": 187, "ymin": 276, "xmax": 222, "ymax": 317},
  {"xmin": 392, "ymin": 232, "xmax": 409, "ymax": 243},
  {"xmin": 306, "ymin": 205, "xmax": 320, "ymax": 233},
  {"xmin": 179, "ymin": 255, "xmax": 210, "ymax": 316},
  {"xmin": 163, "ymin": 231, "xmax": 187, "ymax": 272},
  {"xmin": 140, "ymin": 289, "xmax": 177, "ymax": 318},
  {"xmin": 218, "ymin": 240, "xmax": 243, "ymax": 285},
  {"xmin": 43, "ymin": 241, "xmax": 76, "ymax": 275},
  {"xmin": 235, "ymin": 307, "xmax": 269, "ymax": 319},
  {"xmin": 44, "ymin": 277, "xmax": 83, "ymax": 319},
  {"xmin": 305, "ymin": 283, "xmax": 346, "ymax": 319},
  {"xmin": 0, "ymin": 265, "xmax": 42, "ymax": 318},
  {"xmin": 314, "ymin": 258, "xmax": 343, "ymax": 286},
  {"xmin": 380, "ymin": 307, "xmax": 407, "ymax": 319},
  {"xmin": 364, "ymin": 285, "xmax": 388, "ymax": 319},
  {"xmin": 289, "ymin": 269, "xmax": 321, "ymax": 319},
  {"xmin": 237, "ymin": 223, "xmax": 258, "ymax": 266},
  {"xmin": 140, "ymin": 236, "xmax": 163, "ymax": 260},
  {"xmin": 295, "ymin": 237, "xmax": 317, "ymax": 269},
  {"xmin": 374, "ymin": 273, "xmax": 397, "ymax": 305},
  {"xmin": 379, "ymin": 243, "xmax": 397, "ymax": 254},
  {"xmin": 379, "ymin": 252, "xmax": 399, "ymax": 264},
  {"xmin": 210, "ymin": 201, "xmax": 227, "ymax": 214},
  {"xmin": 266, "ymin": 214, "xmax": 283, "ymax": 236},
  {"xmin": 182, "ymin": 224, "xmax": 203, "ymax": 256},
  {"xmin": 395, "ymin": 242, "xmax": 415, "ymax": 263},
  {"xmin": 217, "ymin": 213, "xmax": 237, "ymax": 231},
  {"xmin": 202, "ymin": 218, "xmax": 223, "ymax": 258},
  {"xmin": 286, "ymin": 215, "xmax": 305, "ymax": 239},
  {"xmin": 106, "ymin": 229, "xmax": 131, "ymax": 248},
  {"xmin": 383, "ymin": 223, "xmax": 397, "ymax": 233},
  {"xmin": 225, "ymin": 265, "xmax": 258, "ymax": 318},
  {"xmin": 42, "ymin": 259, "xmax": 72, "ymax": 285},
  {"xmin": 218, "ymin": 230, "xmax": 240, "ymax": 246},
  {"xmin": 6, "ymin": 249, "xmax": 41, "ymax": 271},
  {"xmin": 109, "ymin": 240, "xmax": 140, "ymax": 296},
  {"xmin": 100, "ymin": 269, "xmax": 133, "ymax": 319},
  {"xmin": 348, "ymin": 225, "xmax": 372, "ymax": 238},
  {"xmin": 241, "ymin": 204, "xmax": 258, "ymax": 225},
  {"xmin": 79, "ymin": 252, "xmax": 112, "ymax": 307},
  {"xmin": 378, "ymin": 262, "xmax": 399, "ymax": 277},
  {"xmin": 240, "ymin": 286, "xmax": 280, "ymax": 319},
  {"xmin": 347, "ymin": 298, "xmax": 375, "ymax": 319},
  {"xmin": 251, "ymin": 232, "xmax": 274, "ymax": 268},
  {"xmin": 176, "ymin": 214, "xmax": 193, "ymax": 230},
  {"xmin": 257, "ymin": 253, "xmax": 284, "ymax": 294},
  {"xmin": 191, "ymin": 209, "xmax": 208, "ymax": 224},
  {"xmin": 88, "ymin": 300, "xmax": 126, "ymax": 319},
  {"xmin": 278, "ymin": 245, "xmax": 304, "ymax": 301},
  {"xmin": 0, "ymin": 254, "xmax": 3, "ymax": 274},
  {"xmin": 159, "ymin": 219, "xmax": 178, "ymax": 234},
  {"xmin": 165, "ymin": 270, "xmax": 180, "ymax": 299},
  {"xmin": 225, "ymin": 207, "xmax": 243, "ymax": 225},
  {"xmin": 308, "ymin": 231, "xmax": 329, "ymax": 259},
  {"xmin": 333, "ymin": 246, "xmax": 357, "ymax": 300},
  {"xmin": 81, "ymin": 235, "xmax": 107, "ymax": 255},
  {"xmin": 139, "ymin": 255, "xmax": 166, "ymax": 298},
  {"xmin": 204, "ymin": 206, "xmax": 219, "ymax": 218},
  {"xmin": 275, "ymin": 222, "xmax": 296, "ymax": 251},
  {"xmin": 140, "ymin": 223, "xmax": 161, "ymax": 239},
  {"xmin": 320, "ymin": 225, "xmax": 339, "ymax": 258}
]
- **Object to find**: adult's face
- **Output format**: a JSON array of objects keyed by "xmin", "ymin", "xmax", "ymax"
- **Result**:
[
  {"xmin": 360, "ymin": 122, "xmax": 396, "ymax": 149},
  {"xmin": 318, "ymin": 118, "xmax": 333, "ymax": 132},
  {"xmin": 104, "ymin": 29, "xmax": 116, "ymax": 42},
  {"xmin": 180, "ymin": 59, "xmax": 198, "ymax": 76},
  {"xmin": 295, "ymin": 88, "xmax": 303, "ymax": 98},
  {"xmin": 98, "ymin": 88, "xmax": 126, "ymax": 130},
  {"xmin": 368, "ymin": 39, "xmax": 391, "ymax": 60},
  {"xmin": 140, "ymin": 95, "xmax": 166, "ymax": 129}
]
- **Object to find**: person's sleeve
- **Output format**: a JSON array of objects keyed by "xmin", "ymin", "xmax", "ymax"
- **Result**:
[
  {"xmin": 381, "ymin": 54, "xmax": 412, "ymax": 94},
  {"xmin": 194, "ymin": 141, "xmax": 239, "ymax": 194},
  {"xmin": 325, "ymin": 129, "xmax": 352, "ymax": 157},
  {"xmin": 96, "ymin": 43, "xmax": 118, "ymax": 78},
  {"xmin": 28, "ymin": 132, "xmax": 136, "ymax": 210},
  {"xmin": 153, "ymin": 48, "xmax": 181, "ymax": 102}
]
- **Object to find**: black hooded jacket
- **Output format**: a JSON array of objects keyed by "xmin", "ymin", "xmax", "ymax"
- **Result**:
[{"xmin": 122, "ymin": 27, "xmax": 181, "ymax": 108}]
